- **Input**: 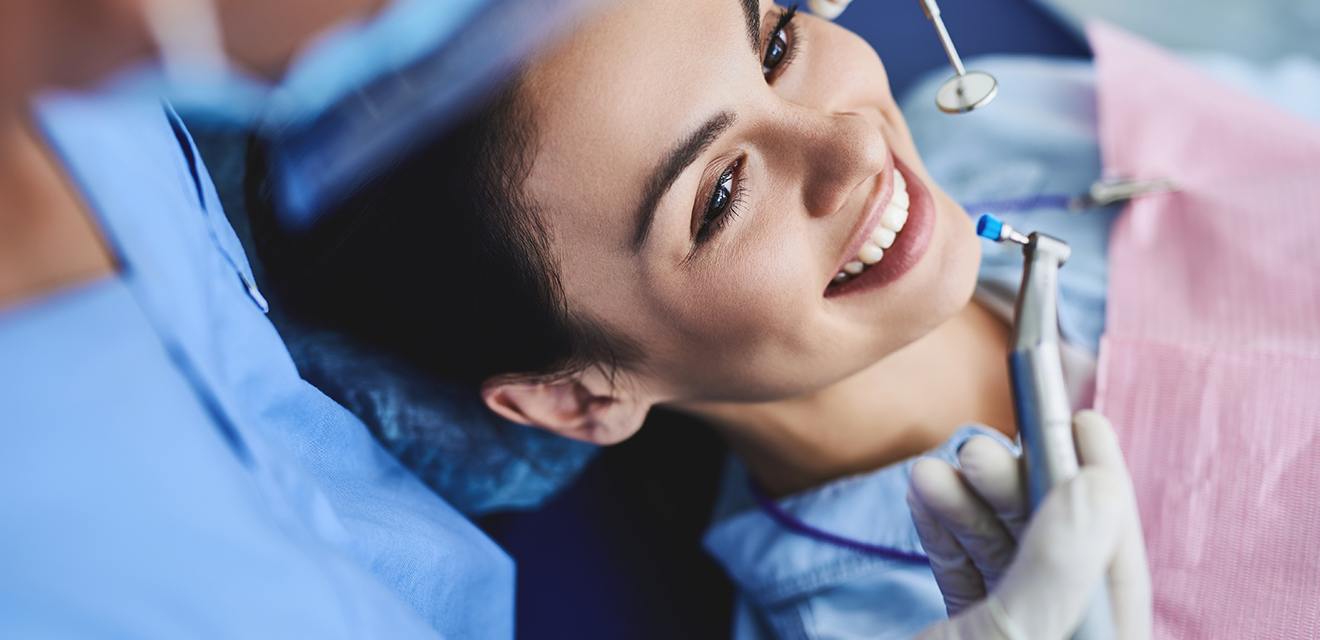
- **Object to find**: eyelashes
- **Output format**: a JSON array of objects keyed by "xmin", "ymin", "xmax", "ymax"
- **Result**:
[
  {"xmin": 696, "ymin": 158, "xmax": 747, "ymax": 244},
  {"xmin": 693, "ymin": 5, "xmax": 801, "ymax": 248}
]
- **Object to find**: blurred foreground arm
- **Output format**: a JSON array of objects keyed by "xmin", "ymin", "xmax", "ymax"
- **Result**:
[{"xmin": 909, "ymin": 410, "xmax": 1152, "ymax": 639}]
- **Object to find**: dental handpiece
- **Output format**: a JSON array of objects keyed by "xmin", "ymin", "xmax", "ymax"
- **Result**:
[{"xmin": 976, "ymin": 214, "xmax": 1116, "ymax": 640}]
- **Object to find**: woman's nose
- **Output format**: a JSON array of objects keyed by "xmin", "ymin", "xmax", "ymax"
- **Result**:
[{"xmin": 784, "ymin": 108, "xmax": 890, "ymax": 219}]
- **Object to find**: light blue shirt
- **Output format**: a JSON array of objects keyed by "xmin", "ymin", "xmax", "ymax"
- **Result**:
[
  {"xmin": 702, "ymin": 57, "xmax": 1114, "ymax": 640},
  {"xmin": 0, "ymin": 91, "xmax": 513, "ymax": 637}
]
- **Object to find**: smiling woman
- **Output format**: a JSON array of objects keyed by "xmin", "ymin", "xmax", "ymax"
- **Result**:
[
  {"xmin": 502, "ymin": 0, "xmax": 1005, "ymax": 442},
  {"xmin": 251, "ymin": 0, "xmax": 1020, "ymax": 636}
]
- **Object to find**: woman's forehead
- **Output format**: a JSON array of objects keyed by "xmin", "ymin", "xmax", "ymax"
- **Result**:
[{"xmin": 522, "ymin": 0, "xmax": 764, "ymax": 242}]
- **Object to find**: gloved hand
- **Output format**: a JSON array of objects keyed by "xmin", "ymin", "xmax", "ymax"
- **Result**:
[
  {"xmin": 908, "ymin": 410, "xmax": 1152, "ymax": 639},
  {"xmin": 807, "ymin": 0, "xmax": 855, "ymax": 21}
]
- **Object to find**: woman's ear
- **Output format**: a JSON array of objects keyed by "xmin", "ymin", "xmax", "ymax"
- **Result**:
[{"xmin": 480, "ymin": 369, "xmax": 653, "ymax": 445}]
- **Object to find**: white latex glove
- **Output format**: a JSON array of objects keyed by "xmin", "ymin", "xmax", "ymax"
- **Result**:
[
  {"xmin": 908, "ymin": 410, "xmax": 1152, "ymax": 639},
  {"xmin": 807, "ymin": 0, "xmax": 854, "ymax": 21}
]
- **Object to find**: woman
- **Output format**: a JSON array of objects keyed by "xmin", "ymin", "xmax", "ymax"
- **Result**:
[{"xmin": 252, "ymin": 1, "xmax": 1142, "ymax": 637}]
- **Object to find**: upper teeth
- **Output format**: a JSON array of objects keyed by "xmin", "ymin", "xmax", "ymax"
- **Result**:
[{"xmin": 833, "ymin": 169, "xmax": 910, "ymax": 284}]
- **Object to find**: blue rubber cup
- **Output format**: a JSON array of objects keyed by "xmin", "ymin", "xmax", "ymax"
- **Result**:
[{"xmin": 975, "ymin": 213, "xmax": 1003, "ymax": 241}]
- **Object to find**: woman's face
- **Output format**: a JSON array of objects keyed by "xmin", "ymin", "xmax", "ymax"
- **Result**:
[{"xmin": 521, "ymin": 0, "xmax": 981, "ymax": 405}]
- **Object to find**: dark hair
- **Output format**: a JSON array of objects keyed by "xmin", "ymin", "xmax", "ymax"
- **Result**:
[{"xmin": 248, "ymin": 83, "xmax": 637, "ymax": 388}]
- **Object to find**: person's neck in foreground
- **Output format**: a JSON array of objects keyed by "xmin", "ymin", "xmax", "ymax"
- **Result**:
[
  {"xmin": 0, "ymin": 108, "xmax": 115, "ymax": 311},
  {"xmin": 692, "ymin": 300, "xmax": 1015, "ymax": 497}
]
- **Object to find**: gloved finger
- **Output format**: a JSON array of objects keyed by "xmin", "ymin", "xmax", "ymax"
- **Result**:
[
  {"xmin": 993, "ymin": 466, "xmax": 1126, "ymax": 640},
  {"xmin": 908, "ymin": 480, "xmax": 985, "ymax": 615},
  {"xmin": 1073, "ymin": 410, "xmax": 1152, "ymax": 639},
  {"xmin": 956, "ymin": 435, "xmax": 1029, "ymax": 541},
  {"xmin": 1073, "ymin": 410, "xmax": 1124, "ymax": 468},
  {"xmin": 910, "ymin": 456, "xmax": 1017, "ymax": 596},
  {"xmin": 807, "ymin": 0, "xmax": 853, "ymax": 20},
  {"xmin": 915, "ymin": 595, "xmax": 1030, "ymax": 640}
]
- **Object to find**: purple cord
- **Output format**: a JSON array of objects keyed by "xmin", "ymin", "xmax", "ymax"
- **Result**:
[
  {"xmin": 749, "ymin": 482, "xmax": 930, "ymax": 565},
  {"xmin": 961, "ymin": 194, "xmax": 1072, "ymax": 213}
]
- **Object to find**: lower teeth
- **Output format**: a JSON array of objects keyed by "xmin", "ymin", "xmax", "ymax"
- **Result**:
[{"xmin": 833, "ymin": 238, "xmax": 893, "ymax": 285}]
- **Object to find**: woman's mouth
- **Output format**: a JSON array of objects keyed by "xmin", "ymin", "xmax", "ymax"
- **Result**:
[{"xmin": 824, "ymin": 155, "xmax": 935, "ymax": 297}]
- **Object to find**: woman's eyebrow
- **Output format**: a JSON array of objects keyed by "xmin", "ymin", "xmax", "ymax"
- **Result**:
[
  {"xmin": 631, "ymin": 111, "xmax": 737, "ymax": 252},
  {"xmin": 739, "ymin": 0, "xmax": 762, "ymax": 53}
]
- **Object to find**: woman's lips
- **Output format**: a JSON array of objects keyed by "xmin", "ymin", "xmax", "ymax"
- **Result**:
[{"xmin": 824, "ymin": 155, "xmax": 936, "ymax": 298}]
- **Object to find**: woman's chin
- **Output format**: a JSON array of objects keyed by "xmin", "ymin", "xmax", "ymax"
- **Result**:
[{"xmin": 908, "ymin": 188, "xmax": 981, "ymax": 320}]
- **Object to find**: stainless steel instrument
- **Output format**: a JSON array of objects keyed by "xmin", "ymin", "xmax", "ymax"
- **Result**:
[{"xmin": 977, "ymin": 213, "xmax": 1116, "ymax": 640}]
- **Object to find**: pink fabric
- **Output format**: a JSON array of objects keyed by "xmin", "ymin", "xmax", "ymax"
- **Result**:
[{"xmin": 1089, "ymin": 23, "xmax": 1320, "ymax": 638}]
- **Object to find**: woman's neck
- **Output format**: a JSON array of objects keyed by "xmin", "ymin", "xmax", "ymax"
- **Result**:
[
  {"xmin": 691, "ymin": 299, "xmax": 1016, "ymax": 496},
  {"xmin": 0, "ymin": 109, "xmax": 115, "ymax": 310}
]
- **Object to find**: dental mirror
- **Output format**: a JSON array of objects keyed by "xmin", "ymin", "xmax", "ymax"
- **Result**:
[
  {"xmin": 936, "ymin": 70, "xmax": 998, "ymax": 114},
  {"xmin": 919, "ymin": 0, "xmax": 998, "ymax": 114}
]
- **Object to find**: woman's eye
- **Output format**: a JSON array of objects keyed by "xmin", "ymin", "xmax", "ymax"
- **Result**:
[
  {"xmin": 697, "ymin": 161, "xmax": 741, "ymax": 242},
  {"xmin": 711, "ymin": 171, "xmax": 733, "ymax": 212},
  {"xmin": 706, "ymin": 166, "xmax": 736, "ymax": 222},
  {"xmin": 763, "ymin": 30, "xmax": 788, "ymax": 73},
  {"xmin": 762, "ymin": 5, "xmax": 799, "ymax": 79}
]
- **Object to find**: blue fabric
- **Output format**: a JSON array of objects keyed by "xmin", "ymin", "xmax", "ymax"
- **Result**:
[
  {"xmin": 280, "ymin": 326, "xmax": 600, "ymax": 515},
  {"xmin": 702, "ymin": 57, "xmax": 1114, "ymax": 640},
  {"xmin": 185, "ymin": 123, "xmax": 599, "ymax": 517},
  {"xmin": 264, "ymin": 0, "xmax": 492, "ymax": 127},
  {"xmin": 0, "ymin": 90, "xmax": 513, "ymax": 637},
  {"xmin": 705, "ymin": 428, "xmax": 1016, "ymax": 639},
  {"xmin": 264, "ymin": 0, "xmax": 604, "ymax": 227}
]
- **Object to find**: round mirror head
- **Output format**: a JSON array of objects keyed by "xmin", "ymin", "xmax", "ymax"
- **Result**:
[{"xmin": 936, "ymin": 70, "xmax": 998, "ymax": 114}]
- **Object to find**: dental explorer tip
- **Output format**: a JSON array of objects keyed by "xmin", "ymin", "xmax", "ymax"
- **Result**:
[{"xmin": 975, "ymin": 213, "xmax": 1029, "ymax": 246}]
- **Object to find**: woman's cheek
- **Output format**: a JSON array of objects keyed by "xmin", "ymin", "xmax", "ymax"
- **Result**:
[{"xmin": 704, "ymin": 234, "xmax": 814, "ymax": 342}]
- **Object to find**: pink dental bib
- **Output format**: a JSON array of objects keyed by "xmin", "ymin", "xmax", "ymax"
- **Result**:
[{"xmin": 1090, "ymin": 23, "xmax": 1320, "ymax": 638}]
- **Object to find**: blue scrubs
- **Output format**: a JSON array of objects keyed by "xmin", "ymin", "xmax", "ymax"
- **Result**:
[{"xmin": 0, "ymin": 91, "xmax": 513, "ymax": 637}]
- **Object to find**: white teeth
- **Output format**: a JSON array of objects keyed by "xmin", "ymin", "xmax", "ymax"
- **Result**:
[
  {"xmin": 890, "ymin": 170, "xmax": 910, "ymax": 208},
  {"xmin": 830, "ymin": 167, "xmax": 916, "ymax": 288},
  {"xmin": 871, "ymin": 226, "xmax": 896, "ymax": 249},
  {"xmin": 858, "ymin": 242, "xmax": 884, "ymax": 265},
  {"xmin": 880, "ymin": 202, "xmax": 909, "ymax": 232},
  {"xmin": 879, "ymin": 169, "xmax": 911, "ymax": 232},
  {"xmin": 892, "ymin": 186, "xmax": 910, "ymax": 209}
]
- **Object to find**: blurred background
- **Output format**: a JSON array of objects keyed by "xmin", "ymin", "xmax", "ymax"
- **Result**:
[{"xmin": 185, "ymin": 0, "xmax": 1318, "ymax": 637}]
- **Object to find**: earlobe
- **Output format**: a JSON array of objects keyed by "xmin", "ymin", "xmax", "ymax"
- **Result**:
[{"xmin": 480, "ymin": 374, "xmax": 652, "ymax": 445}]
